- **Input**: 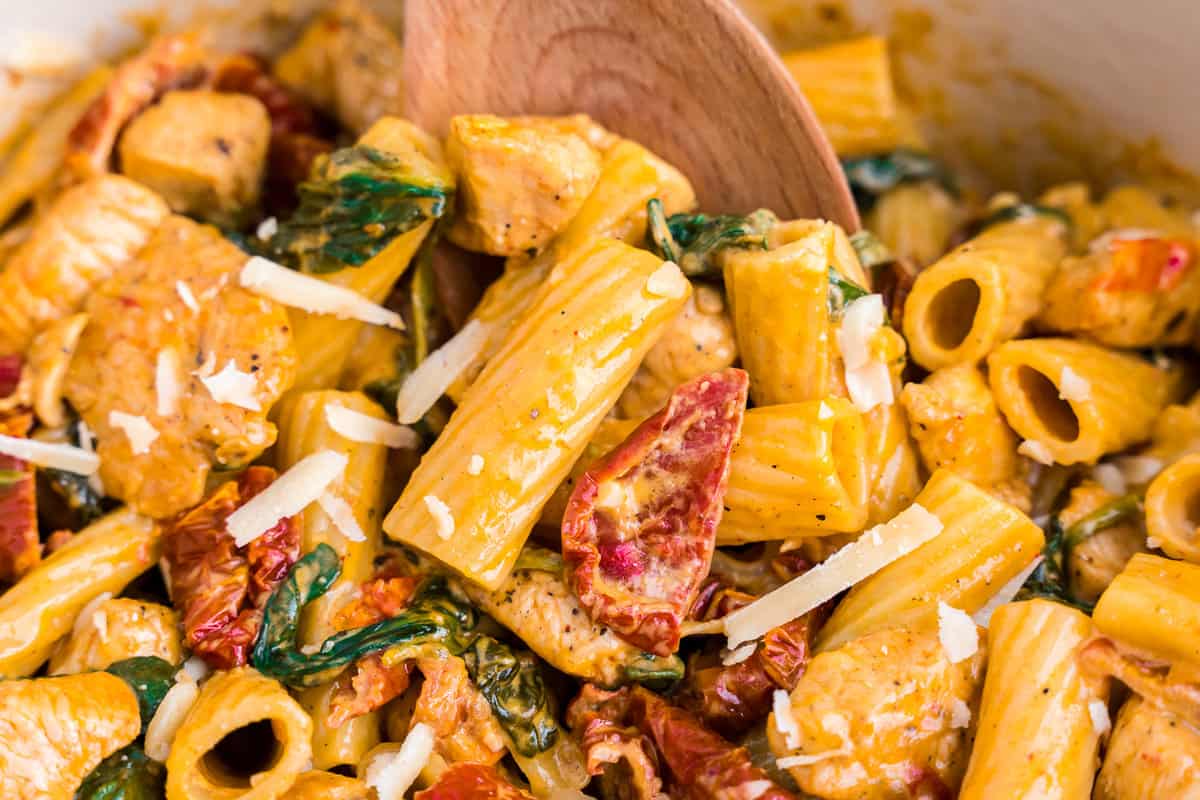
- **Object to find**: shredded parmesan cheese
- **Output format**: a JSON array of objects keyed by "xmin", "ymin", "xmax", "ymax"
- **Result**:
[
  {"xmin": 256, "ymin": 216, "xmax": 278, "ymax": 240},
  {"xmin": 318, "ymin": 491, "xmax": 366, "ymax": 543},
  {"xmin": 108, "ymin": 411, "xmax": 159, "ymax": 455},
  {"xmin": 772, "ymin": 690, "xmax": 802, "ymax": 750},
  {"xmin": 645, "ymin": 262, "xmax": 689, "ymax": 298},
  {"xmin": 721, "ymin": 642, "xmax": 758, "ymax": 666},
  {"xmin": 199, "ymin": 360, "xmax": 260, "ymax": 411},
  {"xmin": 364, "ymin": 722, "xmax": 436, "ymax": 800},
  {"xmin": 324, "ymin": 404, "xmax": 418, "ymax": 449},
  {"xmin": 949, "ymin": 698, "xmax": 972, "ymax": 729},
  {"xmin": 144, "ymin": 680, "xmax": 200, "ymax": 762},
  {"xmin": 179, "ymin": 656, "xmax": 210, "ymax": 684},
  {"xmin": 175, "ymin": 280, "xmax": 200, "ymax": 313},
  {"xmin": 973, "ymin": 556, "xmax": 1044, "ymax": 627},
  {"xmin": 836, "ymin": 294, "xmax": 894, "ymax": 412},
  {"xmin": 937, "ymin": 601, "xmax": 979, "ymax": 664},
  {"xmin": 226, "ymin": 450, "xmax": 347, "ymax": 547},
  {"xmin": 1058, "ymin": 367, "xmax": 1091, "ymax": 402},
  {"xmin": 423, "ymin": 495, "xmax": 455, "ymax": 540},
  {"xmin": 1018, "ymin": 439, "xmax": 1055, "ymax": 466},
  {"xmin": 725, "ymin": 504, "xmax": 943, "ymax": 649},
  {"xmin": 395, "ymin": 319, "xmax": 487, "ymax": 424},
  {"xmin": 468, "ymin": 454, "xmax": 485, "ymax": 475},
  {"xmin": 155, "ymin": 348, "xmax": 181, "ymax": 417},
  {"xmin": 0, "ymin": 434, "xmax": 99, "ymax": 475},
  {"xmin": 818, "ymin": 401, "xmax": 834, "ymax": 420},
  {"xmin": 240, "ymin": 256, "xmax": 405, "ymax": 329},
  {"xmin": 1088, "ymin": 699, "xmax": 1112, "ymax": 735},
  {"xmin": 1093, "ymin": 463, "xmax": 1126, "ymax": 496}
]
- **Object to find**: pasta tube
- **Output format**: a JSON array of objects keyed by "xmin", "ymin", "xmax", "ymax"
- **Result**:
[
  {"xmin": 48, "ymin": 598, "xmax": 182, "ymax": 675},
  {"xmin": 297, "ymin": 683, "xmax": 381, "ymax": 773},
  {"xmin": 782, "ymin": 36, "xmax": 902, "ymax": 157},
  {"xmin": 448, "ymin": 137, "xmax": 696, "ymax": 397},
  {"xmin": 0, "ymin": 508, "xmax": 160, "ymax": 678},
  {"xmin": 817, "ymin": 469, "xmax": 1044, "ymax": 651},
  {"xmin": 958, "ymin": 599, "xmax": 1109, "ymax": 800},
  {"xmin": 903, "ymin": 215, "xmax": 1068, "ymax": 369},
  {"xmin": 1092, "ymin": 553, "xmax": 1200, "ymax": 666},
  {"xmin": 287, "ymin": 771, "xmax": 372, "ymax": 800},
  {"xmin": 1144, "ymin": 454, "xmax": 1200, "ymax": 563},
  {"xmin": 723, "ymin": 223, "xmax": 835, "ymax": 405},
  {"xmin": 166, "ymin": 667, "xmax": 313, "ymax": 800},
  {"xmin": 384, "ymin": 238, "xmax": 690, "ymax": 589},
  {"xmin": 862, "ymin": 401, "xmax": 925, "ymax": 525},
  {"xmin": 276, "ymin": 391, "xmax": 387, "ymax": 645},
  {"xmin": 867, "ymin": 181, "xmax": 960, "ymax": 267},
  {"xmin": 987, "ymin": 338, "xmax": 1177, "ymax": 464},
  {"xmin": 0, "ymin": 671, "xmax": 140, "ymax": 800},
  {"xmin": 718, "ymin": 399, "xmax": 870, "ymax": 543}
]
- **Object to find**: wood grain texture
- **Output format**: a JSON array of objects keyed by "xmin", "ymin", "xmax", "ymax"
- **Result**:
[{"xmin": 403, "ymin": 0, "xmax": 859, "ymax": 227}]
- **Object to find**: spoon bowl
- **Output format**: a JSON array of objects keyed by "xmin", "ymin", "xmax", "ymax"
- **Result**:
[{"xmin": 403, "ymin": 0, "xmax": 858, "ymax": 228}]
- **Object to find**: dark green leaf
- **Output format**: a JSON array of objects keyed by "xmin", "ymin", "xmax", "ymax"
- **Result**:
[
  {"xmin": 511, "ymin": 546, "xmax": 564, "ymax": 576},
  {"xmin": 106, "ymin": 656, "xmax": 176, "ymax": 735},
  {"xmin": 251, "ymin": 544, "xmax": 476, "ymax": 687},
  {"xmin": 972, "ymin": 203, "xmax": 1073, "ymax": 237},
  {"xmin": 409, "ymin": 231, "xmax": 441, "ymax": 366},
  {"xmin": 840, "ymin": 149, "xmax": 957, "ymax": 211},
  {"xmin": 265, "ymin": 146, "xmax": 450, "ymax": 274},
  {"xmin": 42, "ymin": 418, "xmax": 107, "ymax": 525},
  {"xmin": 1018, "ymin": 494, "xmax": 1141, "ymax": 612},
  {"xmin": 75, "ymin": 745, "xmax": 165, "ymax": 800},
  {"xmin": 462, "ymin": 636, "xmax": 559, "ymax": 757},
  {"xmin": 622, "ymin": 652, "xmax": 685, "ymax": 688},
  {"xmin": 826, "ymin": 266, "xmax": 871, "ymax": 319},
  {"xmin": 848, "ymin": 229, "xmax": 895, "ymax": 271},
  {"xmin": 645, "ymin": 200, "xmax": 777, "ymax": 279}
]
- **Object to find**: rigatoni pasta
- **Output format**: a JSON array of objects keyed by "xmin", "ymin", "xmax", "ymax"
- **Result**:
[
  {"xmin": 1092, "ymin": 553, "xmax": 1200, "ymax": 666},
  {"xmin": 1143, "ymin": 454, "xmax": 1200, "ymax": 562}
]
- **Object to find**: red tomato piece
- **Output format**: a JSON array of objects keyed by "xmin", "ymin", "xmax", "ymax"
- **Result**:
[
  {"xmin": 1093, "ymin": 236, "xmax": 1195, "ymax": 292},
  {"xmin": 562, "ymin": 368, "xmax": 749, "ymax": 656},
  {"xmin": 162, "ymin": 466, "xmax": 299, "ymax": 669},
  {"xmin": 0, "ymin": 410, "xmax": 37, "ymax": 584},
  {"xmin": 414, "ymin": 763, "xmax": 535, "ymax": 800},
  {"xmin": 0, "ymin": 355, "xmax": 22, "ymax": 398}
]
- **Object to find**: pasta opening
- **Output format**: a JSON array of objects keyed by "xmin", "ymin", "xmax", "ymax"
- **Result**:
[
  {"xmin": 1017, "ymin": 366, "xmax": 1080, "ymax": 442},
  {"xmin": 927, "ymin": 278, "xmax": 980, "ymax": 350},
  {"xmin": 200, "ymin": 719, "xmax": 282, "ymax": 788},
  {"xmin": 1183, "ymin": 487, "xmax": 1200, "ymax": 533}
]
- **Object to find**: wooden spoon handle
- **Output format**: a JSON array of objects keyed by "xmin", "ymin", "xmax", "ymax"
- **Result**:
[{"xmin": 404, "ymin": 0, "xmax": 858, "ymax": 227}]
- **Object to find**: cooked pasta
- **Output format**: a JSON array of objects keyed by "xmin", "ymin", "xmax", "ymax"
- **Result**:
[{"xmin": 4, "ymin": 11, "xmax": 1200, "ymax": 799}]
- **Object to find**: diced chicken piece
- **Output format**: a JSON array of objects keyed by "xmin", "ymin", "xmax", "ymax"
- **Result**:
[
  {"xmin": 616, "ymin": 285, "xmax": 738, "ymax": 419},
  {"xmin": 770, "ymin": 626, "xmax": 986, "ymax": 800},
  {"xmin": 119, "ymin": 90, "xmax": 271, "ymax": 227},
  {"xmin": 409, "ymin": 656, "xmax": 507, "ymax": 772},
  {"xmin": 64, "ymin": 216, "xmax": 297, "ymax": 518},
  {"xmin": 273, "ymin": 0, "xmax": 405, "ymax": 134},
  {"xmin": 445, "ymin": 114, "xmax": 603, "ymax": 256},
  {"xmin": 48, "ymin": 598, "xmax": 182, "ymax": 675},
  {"xmin": 1095, "ymin": 697, "xmax": 1200, "ymax": 800},
  {"xmin": 0, "ymin": 671, "xmax": 140, "ymax": 800},
  {"xmin": 1060, "ymin": 481, "xmax": 1146, "ymax": 603},
  {"xmin": 0, "ymin": 175, "xmax": 169, "ymax": 355}
]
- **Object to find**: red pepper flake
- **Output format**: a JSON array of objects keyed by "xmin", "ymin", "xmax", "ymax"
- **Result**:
[
  {"xmin": 162, "ymin": 466, "xmax": 299, "ymax": 669},
  {"xmin": 562, "ymin": 369, "xmax": 749, "ymax": 656}
]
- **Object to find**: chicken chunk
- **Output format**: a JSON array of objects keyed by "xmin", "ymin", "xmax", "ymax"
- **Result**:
[
  {"xmin": 273, "ymin": 0, "xmax": 405, "ymax": 134},
  {"xmin": 1094, "ymin": 697, "xmax": 1200, "ymax": 800},
  {"xmin": 64, "ymin": 216, "xmax": 297, "ymax": 518},
  {"xmin": 769, "ymin": 625, "xmax": 986, "ymax": 800},
  {"xmin": 0, "ymin": 175, "xmax": 169, "ymax": 355},
  {"xmin": 48, "ymin": 598, "xmax": 182, "ymax": 675},
  {"xmin": 0, "ymin": 671, "xmax": 140, "ymax": 800},
  {"xmin": 616, "ymin": 285, "xmax": 738, "ymax": 419},
  {"xmin": 119, "ymin": 90, "xmax": 271, "ymax": 226},
  {"xmin": 1060, "ymin": 480, "xmax": 1146, "ymax": 604},
  {"xmin": 445, "ymin": 114, "xmax": 603, "ymax": 256}
]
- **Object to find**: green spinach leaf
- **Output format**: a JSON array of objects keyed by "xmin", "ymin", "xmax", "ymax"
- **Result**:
[
  {"xmin": 840, "ymin": 149, "xmax": 956, "ymax": 211},
  {"xmin": 645, "ymin": 199, "xmax": 776, "ymax": 279},
  {"xmin": 75, "ymin": 745, "xmax": 165, "ymax": 800},
  {"xmin": 106, "ymin": 656, "xmax": 176, "ymax": 735}
]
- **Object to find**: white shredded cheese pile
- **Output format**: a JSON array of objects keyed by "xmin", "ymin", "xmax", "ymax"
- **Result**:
[
  {"xmin": 0, "ymin": 434, "xmax": 99, "ymax": 475},
  {"xmin": 144, "ymin": 680, "xmax": 200, "ymax": 762},
  {"xmin": 1018, "ymin": 439, "xmax": 1055, "ymax": 466},
  {"xmin": 226, "ymin": 450, "xmax": 347, "ymax": 547},
  {"xmin": 1058, "ymin": 367, "xmax": 1091, "ymax": 402},
  {"xmin": 423, "ymin": 495, "xmax": 455, "ymax": 540},
  {"xmin": 725, "ymin": 504, "xmax": 943, "ymax": 649},
  {"xmin": 364, "ymin": 722, "xmax": 436, "ymax": 800},
  {"xmin": 155, "ymin": 348, "xmax": 181, "ymax": 417},
  {"xmin": 108, "ymin": 411, "xmax": 159, "ymax": 455},
  {"xmin": 645, "ymin": 262, "xmax": 689, "ymax": 298},
  {"xmin": 318, "ymin": 491, "xmax": 366, "ymax": 543},
  {"xmin": 200, "ymin": 360, "xmax": 261, "ymax": 411},
  {"xmin": 240, "ymin": 256, "xmax": 405, "ymax": 329},
  {"xmin": 836, "ymin": 294, "xmax": 894, "ymax": 413},
  {"xmin": 937, "ymin": 601, "xmax": 979, "ymax": 663},
  {"xmin": 395, "ymin": 319, "xmax": 486, "ymax": 424},
  {"xmin": 325, "ymin": 403, "xmax": 418, "ymax": 449}
]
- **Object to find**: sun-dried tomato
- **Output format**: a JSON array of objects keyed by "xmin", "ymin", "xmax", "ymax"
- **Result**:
[
  {"xmin": 328, "ymin": 654, "xmax": 413, "ymax": 729},
  {"xmin": 0, "ymin": 356, "xmax": 22, "ymax": 398},
  {"xmin": 563, "ymin": 369, "xmax": 749, "ymax": 656},
  {"xmin": 567, "ymin": 684, "xmax": 666, "ymax": 800},
  {"xmin": 0, "ymin": 410, "xmax": 36, "ymax": 584},
  {"xmin": 568, "ymin": 684, "xmax": 798, "ymax": 800},
  {"xmin": 1092, "ymin": 236, "xmax": 1195, "ymax": 292},
  {"xmin": 332, "ymin": 574, "xmax": 421, "ymax": 631},
  {"xmin": 414, "ymin": 763, "xmax": 535, "ymax": 800},
  {"xmin": 162, "ymin": 467, "xmax": 298, "ymax": 669}
]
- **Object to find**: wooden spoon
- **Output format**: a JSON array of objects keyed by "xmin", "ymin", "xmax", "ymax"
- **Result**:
[{"xmin": 403, "ymin": 0, "xmax": 859, "ymax": 229}]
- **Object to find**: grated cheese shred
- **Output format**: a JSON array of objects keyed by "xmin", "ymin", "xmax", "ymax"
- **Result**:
[
  {"xmin": 1018, "ymin": 439, "xmax": 1055, "ymax": 466},
  {"xmin": 645, "ymin": 262, "xmax": 689, "ymax": 298},
  {"xmin": 239, "ymin": 256, "xmax": 405, "ymax": 329},
  {"xmin": 0, "ymin": 434, "xmax": 99, "ymax": 475},
  {"xmin": 144, "ymin": 680, "xmax": 200, "ymax": 762},
  {"xmin": 395, "ymin": 319, "xmax": 487, "ymax": 424},
  {"xmin": 108, "ymin": 410, "xmax": 159, "ymax": 455},
  {"xmin": 772, "ymin": 689, "xmax": 802, "ymax": 750},
  {"xmin": 155, "ymin": 348, "xmax": 181, "ymax": 417},
  {"xmin": 423, "ymin": 495, "xmax": 455, "ymax": 540},
  {"xmin": 937, "ymin": 601, "xmax": 979, "ymax": 663},
  {"xmin": 317, "ymin": 491, "xmax": 366, "ymax": 543},
  {"xmin": 364, "ymin": 722, "xmax": 436, "ymax": 800},
  {"xmin": 836, "ymin": 294, "xmax": 894, "ymax": 412},
  {"xmin": 226, "ymin": 450, "xmax": 347, "ymax": 547},
  {"xmin": 199, "ymin": 360, "xmax": 261, "ymax": 411},
  {"xmin": 1058, "ymin": 367, "xmax": 1091, "ymax": 402},
  {"xmin": 325, "ymin": 404, "xmax": 418, "ymax": 449}
]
